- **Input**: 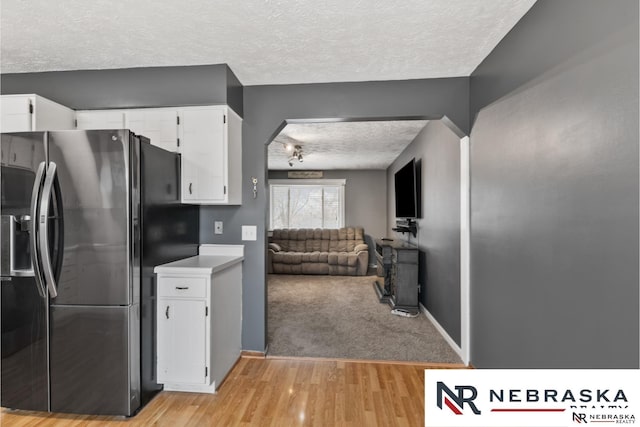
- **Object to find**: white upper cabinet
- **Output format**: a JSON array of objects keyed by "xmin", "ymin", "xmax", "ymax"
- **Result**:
[
  {"xmin": 1, "ymin": 94, "xmax": 75, "ymax": 133},
  {"xmin": 1, "ymin": 96, "xmax": 33, "ymax": 132},
  {"xmin": 5, "ymin": 99, "xmax": 243, "ymax": 206},
  {"xmin": 179, "ymin": 106, "xmax": 242, "ymax": 205},
  {"xmin": 75, "ymin": 110, "xmax": 125, "ymax": 130},
  {"xmin": 126, "ymin": 109, "xmax": 179, "ymax": 152},
  {"xmin": 180, "ymin": 107, "xmax": 225, "ymax": 203}
]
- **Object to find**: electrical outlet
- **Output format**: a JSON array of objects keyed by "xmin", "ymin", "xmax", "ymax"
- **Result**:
[
  {"xmin": 214, "ymin": 221, "xmax": 223, "ymax": 234},
  {"xmin": 242, "ymin": 225, "xmax": 257, "ymax": 241}
]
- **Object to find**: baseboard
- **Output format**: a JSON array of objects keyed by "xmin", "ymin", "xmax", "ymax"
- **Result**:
[
  {"xmin": 419, "ymin": 303, "xmax": 464, "ymax": 363},
  {"xmin": 164, "ymin": 381, "xmax": 216, "ymax": 394},
  {"xmin": 241, "ymin": 350, "xmax": 266, "ymax": 359},
  {"xmin": 265, "ymin": 354, "xmax": 466, "ymax": 368}
]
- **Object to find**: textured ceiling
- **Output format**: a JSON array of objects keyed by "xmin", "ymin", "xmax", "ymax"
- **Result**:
[
  {"xmin": 0, "ymin": 0, "xmax": 536, "ymax": 85},
  {"xmin": 268, "ymin": 120, "xmax": 429, "ymax": 170}
]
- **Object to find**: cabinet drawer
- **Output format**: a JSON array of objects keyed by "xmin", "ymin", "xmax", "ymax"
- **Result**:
[{"xmin": 158, "ymin": 276, "xmax": 207, "ymax": 298}]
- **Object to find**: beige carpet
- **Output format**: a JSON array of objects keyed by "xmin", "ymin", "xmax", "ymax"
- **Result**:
[{"xmin": 267, "ymin": 274, "xmax": 462, "ymax": 363}]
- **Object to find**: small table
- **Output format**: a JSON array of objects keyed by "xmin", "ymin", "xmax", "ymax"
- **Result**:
[{"xmin": 373, "ymin": 238, "xmax": 419, "ymax": 311}]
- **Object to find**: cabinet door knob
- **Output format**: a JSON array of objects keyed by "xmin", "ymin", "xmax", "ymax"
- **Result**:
[
  {"xmin": 165, "ymin": 305, "xmax": 170, "ymax": 319},
  {"xmin": 175, "ymin": 286, "xmax": 189, "ymax": 290},
  {"xmin": 189, "ymin": 182, "xmax": 193, "ymax": 194}
]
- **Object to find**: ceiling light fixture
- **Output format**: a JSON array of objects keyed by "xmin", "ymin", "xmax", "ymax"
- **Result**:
[{"xmin": 279, "ymin": 142, "xmax": 303, "ymax": 167}]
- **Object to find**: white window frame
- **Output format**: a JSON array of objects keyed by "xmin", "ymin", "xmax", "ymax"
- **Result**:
[{"xmin": 268, "ymin": 179, "xmax": 346, "ymax": 230}]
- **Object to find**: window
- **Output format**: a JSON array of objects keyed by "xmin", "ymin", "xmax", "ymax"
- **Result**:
[{"xmin": 269, "ymin": 179, "xmax": 346, "ymax": 230}]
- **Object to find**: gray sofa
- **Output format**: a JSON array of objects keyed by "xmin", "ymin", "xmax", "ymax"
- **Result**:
[{"xmin": 268, "ymin": 227, "xmax": 368, "ymax": 276}]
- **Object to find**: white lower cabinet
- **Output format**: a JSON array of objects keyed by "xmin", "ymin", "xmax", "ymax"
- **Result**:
[
  {"xmin": 157, "ymin": 298, "xmax": 207, "ymax": 385},
  {"xmin": 154, "ymin": 254, "xmax": 242, "ymax": 393}
]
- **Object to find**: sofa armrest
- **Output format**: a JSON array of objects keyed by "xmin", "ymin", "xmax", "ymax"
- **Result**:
[
  {"xmin": 354, "ymin": 244, "xmax": 368, "ymax": 253},
  {"xmin": 268, "ymin": 243, "xmax": 282, "ymax": 252},
  {"xmin": 355, "ymin": 250, "xmax": 369, "ymax": 275}
]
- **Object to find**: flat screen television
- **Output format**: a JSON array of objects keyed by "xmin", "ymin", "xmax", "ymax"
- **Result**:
[{"xmin": 394, "ymin": 158, "xmax": 419, "ymax": 218}]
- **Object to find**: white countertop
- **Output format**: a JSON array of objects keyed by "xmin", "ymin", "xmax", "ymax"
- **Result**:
[{"xmin": 154, "ymin": 255, "xmax": 243, "ymax": 275}]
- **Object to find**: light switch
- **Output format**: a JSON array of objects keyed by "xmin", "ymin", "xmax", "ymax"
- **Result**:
[
  {"xmin": 242, "ymin": 225, "xmax": 257, "ymax": 241},
  {"xmin": 214, "ymin": 221, "xmax": 223, "ymax": 234}
]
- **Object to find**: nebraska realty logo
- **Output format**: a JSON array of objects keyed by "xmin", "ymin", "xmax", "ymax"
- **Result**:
[
  {"xmin": 437, "ymin": 382, "xmax": 481, "ymax": 414},
  {"xmin": 425, "ymin": 370, "xmax": 639, "ymax": 427}
]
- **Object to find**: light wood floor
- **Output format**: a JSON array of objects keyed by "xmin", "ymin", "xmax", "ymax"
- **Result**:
[{"xmin": 1, "ymin": 356, "xmax": 463, "ymax": 426}]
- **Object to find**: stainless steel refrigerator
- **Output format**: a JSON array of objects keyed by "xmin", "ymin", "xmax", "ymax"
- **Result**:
[{"xmin": 0, "ymin": 130, "xmax": 199, "ymax": 416}]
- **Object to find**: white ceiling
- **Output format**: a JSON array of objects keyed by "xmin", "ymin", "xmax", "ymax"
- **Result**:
[
  {"xmin": 0, "ymin": 0, "xmax": 536, "ymax": 85},
  {"xmin": 2, "ymin": 1, "xmax": 536, "ymax": 170},
  {"xmin": 269, "ymin": 120, "xmax": 429, "ymax": 170}
]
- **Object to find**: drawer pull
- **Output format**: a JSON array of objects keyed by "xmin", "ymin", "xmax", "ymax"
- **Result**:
[
  {"xmin": 175, "ymin": 286, "xmax": 189, "ymax": 290},
  {"xmin": 165, "ymin": 305, "xmax": 170, "ymax": 319}
]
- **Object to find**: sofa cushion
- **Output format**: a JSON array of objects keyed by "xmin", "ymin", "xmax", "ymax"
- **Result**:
[
  {"xmin": 272, "ymin": 252, "xmax": 302, "ymax": 264},
  {"xmin": 302, "ymin": 252, "xmax": 329, "ymax": 263},
  {"xmin": 328, "ymin": 252, "xmax": 359, "ymax": 267},
  {"xmin": 302, "ymin": 263, "xmax": 330, "ymax": 274},
  {"xmin": 305, "ymin": 239, "xmax": 330, "ymax": 252}
]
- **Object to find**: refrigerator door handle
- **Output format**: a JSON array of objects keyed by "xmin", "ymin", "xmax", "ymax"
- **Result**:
[
  {"xmin": 30, "ymin": 161, "xmax": 47, "ymax": 298},
  {"xmin": 39, "ymin": 161, "xmax": 59, "ymax": 298}
]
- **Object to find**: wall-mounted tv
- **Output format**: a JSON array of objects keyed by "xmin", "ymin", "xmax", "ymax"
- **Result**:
[{"xmin": 394, "ymin": 158, "xmax": 420, "ymax": 218}]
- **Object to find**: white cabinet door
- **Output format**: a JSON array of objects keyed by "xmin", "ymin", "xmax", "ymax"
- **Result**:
[
  {"xmin": 1, "ymin": 96, "xmax": 33, "ymax": 132},
  {"xmin": 157, "ymin": 298, "xmax": 207, "ymax": 385},
  {"xmin": 2, "ymin": 94, "xmax": 75, "ymax": 133},
  {"xmin": 180, "ymin": 108, "xmax": 226, "ymax": 203},
  {"xmin": 126, "ymin": 110, "xmax": 178, "ymax": 152},
  {"xmin": 33, "ymin": 96, "xmax": 75, "ymax": 130},
  {"xmin": 76, "ymin": 111, "xmax": 125, "ymax": 130}
]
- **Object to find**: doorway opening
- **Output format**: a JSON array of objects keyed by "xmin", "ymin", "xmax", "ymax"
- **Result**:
[{"xmin": 264, "ymin": 116, "xmax": 469, "ymax": 365}]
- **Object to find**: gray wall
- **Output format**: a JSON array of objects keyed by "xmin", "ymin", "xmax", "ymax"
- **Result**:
[
  {"xmin": 1, "ymin": 64, "xmax": 242, "ymax": 115},
  {"xmin": 201, "ymin": 78, "xmax": 470, "ymax": 351},
  {"xmin": 387, "ymin": 121, "xmax": 461, "ymax": 344},
  {"xmin": 268, "ymin": 169, "xmax": 388, "ymax": 264},
  {"xmin": 469, "ymin": 0, "xmax": 639, "ymax": 368},
  {"xmin": 226, "ymin": 67, "xmax": 244, "ymax": 116},
  {"xmin": 1, "ymin": 65, "xmax": 469, "ymax": 353}
]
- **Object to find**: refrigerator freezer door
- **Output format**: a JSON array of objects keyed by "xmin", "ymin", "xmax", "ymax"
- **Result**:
[
  {"xmin": 1, "ymin": 132, "xmax": 49, "ymax": 412},
  {"xmin": 47, "ymin": 130, "xmax": 132, "ymax": 306},
  {"xmin": 49, "ymin": 304, "xmax": 140, "ymax": 416}
]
